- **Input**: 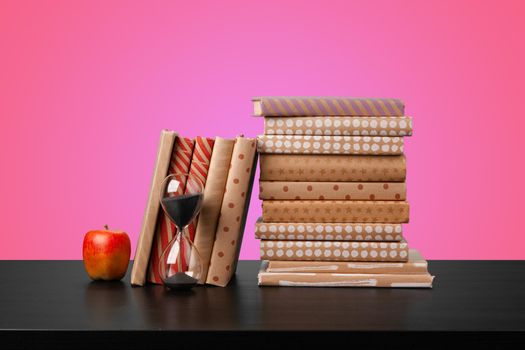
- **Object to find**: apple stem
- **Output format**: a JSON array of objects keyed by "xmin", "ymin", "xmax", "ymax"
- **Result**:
[{"xmin": 104, "ymin": 224, "xmax": 109, "ymax": 230}]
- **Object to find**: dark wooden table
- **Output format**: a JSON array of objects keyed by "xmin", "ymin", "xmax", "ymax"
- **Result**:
[{"xmin": 0, "ymin": 260, "xmax": 524, "ymax": 349}]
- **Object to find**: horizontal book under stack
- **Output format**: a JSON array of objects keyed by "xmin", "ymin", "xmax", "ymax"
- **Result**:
[{"xmin": 253, "ymin": 96, "xmax": 434, "ymax": 288}]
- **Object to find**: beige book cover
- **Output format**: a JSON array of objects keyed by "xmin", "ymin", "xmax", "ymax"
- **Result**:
[
  {"xmin": 188, "ymin": 137, "xmax": 235, "ymax": 284},
  {"xmin": 259, "ymin": 154, "xmax": 406, "ymax": 182},
  {"xmin": 131, "ymin": 130, "xmax": 177, "ymax": 286},
  {"xmin": 255, "ymin": 218, "xmax": 403, "ymax": 241},
  {"xmin": 206, "ymin": 137, "xmax": 257, "ymax": 286}
]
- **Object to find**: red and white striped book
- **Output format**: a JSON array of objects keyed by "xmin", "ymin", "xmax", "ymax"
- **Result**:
[{"xmin": 147, "ymin": 136, "xmax": 194, "ymax": 284}]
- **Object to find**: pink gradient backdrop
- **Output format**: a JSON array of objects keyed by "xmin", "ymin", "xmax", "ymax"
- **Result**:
[{"xmin": 1, "ymin": 0, "xmax": 524, "ymax": 260}]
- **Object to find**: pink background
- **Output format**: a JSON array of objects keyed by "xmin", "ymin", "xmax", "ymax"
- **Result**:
[{"xmin": 1, "ymin": 0, "xmax": 524, "ymax": 260}]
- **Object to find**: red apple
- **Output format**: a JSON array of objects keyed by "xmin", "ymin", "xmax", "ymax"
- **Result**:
[{"xmin": 83, "ymin": 225, "xmax": 131, "ymax": 281}]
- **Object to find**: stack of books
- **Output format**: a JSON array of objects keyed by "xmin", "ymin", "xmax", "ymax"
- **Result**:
[{"xmin": 253, "ymin": 97, "xmax": 434, "ymax": 288}]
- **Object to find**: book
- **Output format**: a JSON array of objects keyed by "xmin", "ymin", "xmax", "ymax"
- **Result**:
[
  {"xmin": 147, "ymin": 136, "xmax": 195, "ymax": 284},
  {"xmin": 265, "ymin": 249, "xmax": 427, "ymax": 274},
  {"xmin": 254, "ymin": 218, "xmax": 403, "ymax": 241},
  {"xmin": 259, "ymin": 154, "xmax": 406, "ymax": 182},
  {"xmin": 174, "ymin": 137, "xmax": 215, "ymax": 275},
  {"xmin": 131, "ymin": 130, "xmax": 177, "ymax": 286},
  {"xmin": 257, "ymin": 135, "xmax": 403, "ymax": 155},
  {"xmin": 253, "ymin": 97, "xmax": 405, "ymax": 117},
  {"xmin": 258, "ymin": 261, "xmax": 434, "ymax": 288},
  {"xmin": 260, "ymin": 240, "xmax": 409, "ymax": 262},
  {"xmin": 206, "ymin": 137, "xmax": 258, "ymax": 287},
  {"xmin": 264, "ymin": 116, "xmax": 413, "ymax": 136},
  {"xmin": 262, "ymin": 200, "xmax": 410, "ymax": 223},
  {"xmin": 259, "ymin": 181, "xmax": 406, "ymax": 201},
  {"xmin": 189, "ymin": 137, "xmax": 235, "ymax": 284}
]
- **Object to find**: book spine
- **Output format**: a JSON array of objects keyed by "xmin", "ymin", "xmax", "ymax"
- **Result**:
[
  {"xmin": 171, "ymin": 137, "xmax": 215, "ymax": 274},
  {"xmin": 264, "ymin": 116, "xmax": 413, "ymax": 136},
  {"xmin": 255, "ymin": 97, "xmax": 405, "ymax": 117},
  {"xmin": 147, "ymin": 136, "xmax": 195, "ymax": 284},
  {"xmin": 259, "ymin": 181, "xmax": 406, "ymax": 201},
  {"xmin": 189, "ymin": 138, "xmax": 235, "ymax": 284},
  {"xmin": 206, "ymin": 137, "xmax": 257, "ymax": 286},
  {"xmin": 262, "ymin": 200, "xmax": 410, "ymax": 223},
  {"xmin": 266, "ymin": 260, "xmax": 428, "ymax": 274},
  {"xmin": 257, "ymin": 135, "xmax": 403, "ymax": 155},
  {"xmin": 130, "ymin": 130, "xmax": 177, "ymax": 286},
  {"xmin": 255, "ymin": 221, "xmax": 403, "ymax": 241},
  {"xmin": 258, "ymin": 272, "xmax": 433, "ymax": 288},
  {"xmin": 259, "ymin": 154, "xmax": 406, "ymax": 182},
  {"xmin": 260, "ymin": 240, "xmax": 408, "ymax": 262}
]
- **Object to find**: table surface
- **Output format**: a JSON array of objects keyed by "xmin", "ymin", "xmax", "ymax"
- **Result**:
[{"xmin": 0, "ymin": 260, "xmax": 524, "ymax": 333}]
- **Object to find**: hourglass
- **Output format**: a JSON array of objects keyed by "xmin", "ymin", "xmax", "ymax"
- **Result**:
[{"xmin": 158, "ymin": 173, "xmax": 204, "ymax": 290}]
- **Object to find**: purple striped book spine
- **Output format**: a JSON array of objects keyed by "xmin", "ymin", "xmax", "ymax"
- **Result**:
[{"xmin": 253, "ymin": 97, "xmax": 405, "ymax": 117}]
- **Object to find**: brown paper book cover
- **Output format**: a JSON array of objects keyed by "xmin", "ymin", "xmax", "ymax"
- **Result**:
[
  {"xmin": 258, "ymin": 262, "xmax": 434, "ymax": 288},
  {"xmin": 188, "ymin": 137, "xmax": 235, "ymax": 284},
  {"xmin": 262, "ymin": 200, "xmax": 410, "ymax": 223},
  {"xmin": 131, "ymin": 130, "xmax": 177, "ymax": 286},
  {"xmin": 252, "ymin": 97, "xmax": 405, "ymax": 117},
  {"xmin": 259, "ymin": 181, "xmax": 406, "ymax": 201},
  {"xmin": 265, "ymin": 249, "xmax": 427, "ymax": 274},
  {"xmin": 255, "ymin": 218, "xmax": 403, "ymax": 241},
  {"xmin": 257, "ymin": 135, "xmax": 403, "ymax": 155},
  {"xmin": 264, "ymin": 116, "xmax": 413, "ymax": 136},
  {"xmin": 206, "ymin": 137, "xmax": 257, "ymax": 287},
  {"xmin": 260, "ymin": 240, "xmax": 409, "ymax": 262},
  {"xmin": 259, "ymin": 154, "xmax": 406, "ymax": 182}
]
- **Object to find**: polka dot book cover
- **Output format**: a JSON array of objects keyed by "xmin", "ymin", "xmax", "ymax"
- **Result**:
[{"xmin": 2, "ymin": 3, "xmax": 524, "ymax": 346}]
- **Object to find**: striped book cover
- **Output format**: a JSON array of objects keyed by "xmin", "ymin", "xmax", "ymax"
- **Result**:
[
  {"xmin": 257, "ymin": 135, "xmax": 403, "ymax": 155},
  {"xmin": 175, "ymin": 137, "xmax": 215, "ymax": 273},
  {"xmin": 147, "ymin": 136, "xmax": 195, "ymax": 284},
  {"xmin": 253, "ymin": 97, "xmax": 404, "ymax": 117}
]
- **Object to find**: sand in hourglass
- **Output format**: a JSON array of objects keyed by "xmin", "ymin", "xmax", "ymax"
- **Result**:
[
  {"xmin": 162, "ymin": 193, "xmax": 203, "ymax": 289},
  {"xmin": 162, "ymin": 193, "xmax": 203, "ymax": 229}
]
